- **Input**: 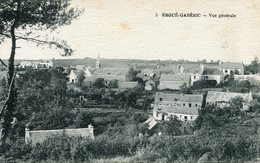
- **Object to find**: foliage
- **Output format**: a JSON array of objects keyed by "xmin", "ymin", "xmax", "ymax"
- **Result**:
[
  {"xmin": 244, "ymin": 57, "xmax": 260, "ymax": 74},
  {"xmin": 93, "ymin": 78, "xmax": 106, "ymax": 89},
  {"xmin": 127, "ymin": 67, "xmax": 141, "ymax": 82},
  {"xmin": 0, "ymin": 0, "xmax": 83, "ymax": 143},
  {"xmin": 76, "ymin": 70, "xmax": 85, "ymax": 87},
  {"xmin": 157, "ymin": 116, "xmax": 182, "ymax": 136},
  {"xmin": 180, "ymin": 82, "xmax": 192, "ymax": 94},
  {"xmin": 107, "ymin": 79, "xmax": 118, "ymax": 89},
  {"xmin": 195, "ymin": 105, "xmax": 230, "ymax": 130},
  {"xmin": 192, "ymin": 80, "xmax": 217, "ymax": 89}
]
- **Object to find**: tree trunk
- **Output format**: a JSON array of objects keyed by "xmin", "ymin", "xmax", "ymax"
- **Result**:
[{"xmin": 0, "ymin": 1, "xmax": 20, "ymax": 145}]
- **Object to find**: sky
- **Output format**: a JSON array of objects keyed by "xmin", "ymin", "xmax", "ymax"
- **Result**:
[{"xmin": 0, "ymin": 0, "xmax": 260, "ymax": 63}]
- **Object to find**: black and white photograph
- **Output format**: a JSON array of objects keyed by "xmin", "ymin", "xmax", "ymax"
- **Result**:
[{"xmin": 0, "ymin": 0, "xmax": 259, "ymax": 162}]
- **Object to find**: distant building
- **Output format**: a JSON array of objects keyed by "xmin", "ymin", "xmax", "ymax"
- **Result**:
[
  {"xmin": 69, "ymin": 66, "xmax": 93, "ymax": 83},
  {"xmin": 206, "ymin": 91, "xmax": 253, "ymax": 111},
  {"xmin": 234, "ymin": 74, "xmax": 260, "ymax": 82},
  {"xmin": 153, "ymin": 92, "xmax": 203, "ymax": 121},
  {"xmin": 201, "ymin": 68, "xmax": 222, "ymax": 84},
  {"xmin": 92, "ymin": 68, "xmax": 129, "ymax": 82},
  {"xmin": 220, "ymin": 62, "xmax": 244, "ymax": 75},
  {"xmin": 25, "ymin": 125, "xmax": 94, "ymax": 144},
  {"xmin": 19, "ymin": 60, "xmax": 53, "ymax": 69},
  {"xmin": 158, "ymin": 73, "xmax": 190, "ymax": 90}
]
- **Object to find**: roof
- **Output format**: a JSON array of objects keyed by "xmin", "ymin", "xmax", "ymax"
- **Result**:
[
  {"xmin": 156, "ymin": 92, "xmax": 203, "ymax": 103},
  {"xmin": 160, "ymin": 106, "xmax": 199, "ymax": 115},
  {"xmin": 202, "ymin": 68, "xmax": 222, "ymax": 75},
  {"xmin": 76, "ymin": 65, "xmax": 86, "ymax": 70},
  {"xmin": 94, "ymin": 68, "xmax": 129, "ymax": 76},
  {"xmin": 93, "ymin": 68, "xmax": 128, "ymax": 81},
  {"xmin": 118, "ymin": 81, "xmax": 138, "ymax": 89},
  {"xmin": 158, "ymin": 81, "xmax": 186, "ymax": 90},
  {"xmin": 220, "ymin": 62, "xmax": 243, "ymax": 70},
  {"xmin": 206, "ymin": 91, "xmax": 252, "ymax": 103},
  {"xmin": 144, "ymin": 116, "xmax": 158, "ymax": 129},
  {"xmin": 71, "ymin": 70, "xmax": 85, "ymax": 76},
  {"xmin": 141, "ymin": 68, "xmax": 156, "ymax": 74},
  {"xmin": 160, "ymin": 73, "xmax": 190, "ymax": 82},
  {"xmin": 26, "ymin": 127, "xmax": 94, "ymax": 144},
  {"xmin": 157, "ymin": 65, "xmax": 178, "ymax": 73},
  {"xmin": 181, "ymin": 64, "xmax": 202, "ymax": 73}
]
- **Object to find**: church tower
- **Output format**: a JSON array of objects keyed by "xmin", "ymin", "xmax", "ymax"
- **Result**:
[{"xmin": 96, "ymin": 54, "xmax": 101, "ymax": 69}]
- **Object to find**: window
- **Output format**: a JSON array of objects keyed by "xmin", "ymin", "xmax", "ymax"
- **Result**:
[
  {"xmin": 194, "ymin": 76, "xmax": 196, "ymax": 79},
  {"xmin": 195, "ymin": 104, "xmax": 198, "ymax": 107},
  {"xmin": 183, "ymin": 103, "xmax": 185, "ymax": 106},
  {"xmin": 184, "ymin": 116, "xmax": 187, "ymax": 121},
  {"xmin": 191, "ymin": 116, "xmax": 193, "ymax": 120},
  {"xmin": 225, "ymin": 70, "xmax": 228, "ymax": 73},
  {"xmin": 189, "ymin": 103, "xmax": 192, "ymax": 107}
]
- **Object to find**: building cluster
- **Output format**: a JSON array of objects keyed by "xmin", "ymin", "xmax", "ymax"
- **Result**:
[
  {"xmin": 19, "ymin": 59, "xmax": 54, "ymax": 69},
  {"xmin": 152, "ymin": 91, "xmax": 253, "ymax": 123}
]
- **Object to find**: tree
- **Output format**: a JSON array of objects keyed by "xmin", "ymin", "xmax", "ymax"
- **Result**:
[
  {"xmin": 0, "ymin": 0, "xmax": 83, "ymax": 144},
  {"xmin": 127, "ymin": 67, "xmax": 141, "ymax": 81},
  {"xmin": 179, "ymin": 83, "xmax": 192, "ymax": 94},
  {"xmin": 244, "ymin": 57, "xmax": 260, "ymax": 74},
  {"xmin": 107, "ymin": 79, "xmax": 118, "ymax": 89},
  {"xmin": 93, "ymin": 78, "xmax": 106, "ymax": 89},
  {"xmin": 76, "ymin": 70, "xmax": 85, "ymax": 87},
  {"xmin": 158, "ymin": 116, "xmax": 182, "ymax": 136}
]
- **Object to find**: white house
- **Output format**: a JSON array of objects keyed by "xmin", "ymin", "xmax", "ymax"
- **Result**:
[
  {"xmin": 25, "ymin": 125, "xmax": 94, "ymax": 144},
  {"xmin": 69, "ymin": 66, "xmax": 93, "ymax": 83},
  {"xmin": 153, "ymin": 92, "xmax": 203, "ymax": 121}
]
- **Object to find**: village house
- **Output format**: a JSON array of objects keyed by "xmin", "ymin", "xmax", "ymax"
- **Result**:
[
  {"xmin": 201, "ymin": 68, "xmax": 222, "ymax": 84},
  {"xmin": 92, "ymin": 68, "xmax": 129, "ymax": 82},
  {"xmin": 220, "ymin": 62, "xmax": 244, "ymax": 75},
  {"xmin": 206, "ymin": 91, "xmax": 253, "ymax": 111},
  {"xmin": 153, "ymin": 92, "xmax": 203, "ymax": 121},
  {"xmin": 25, "ymin": 124, "xmax": 94, "ymax": 144},
  {"xmin": 158, "ymin": 73, "xmax": 191, "ymax": 90},
  {"xmin": 68, "ymin": 66, "xmax": 93, "ymax": 83}
]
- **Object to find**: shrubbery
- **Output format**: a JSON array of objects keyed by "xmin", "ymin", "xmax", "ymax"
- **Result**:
[{"xmin": 0, "ymin": 121, "xmax": 257, "ymax": 162}]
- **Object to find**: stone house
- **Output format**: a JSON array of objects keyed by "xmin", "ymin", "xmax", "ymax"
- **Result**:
[
  {"xmin": 158, "ymin": 73, "xmax": 191, "ymax": 90},
  {"xmin": 153, "ymin": 92, "xmax": 203, "ymax": 121},
  {"xmin": 206, "ymin": 91, "xmax": 253, "ymax": 111}
]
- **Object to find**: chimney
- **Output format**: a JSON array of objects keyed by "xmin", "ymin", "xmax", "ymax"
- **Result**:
[
  {"xmin": 25, "ymin": 127, "xmax": 30, "ymax": 144},
  {"xmin": 88, "ymin": 124, "xmax": 94, "ymax": 139}
]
